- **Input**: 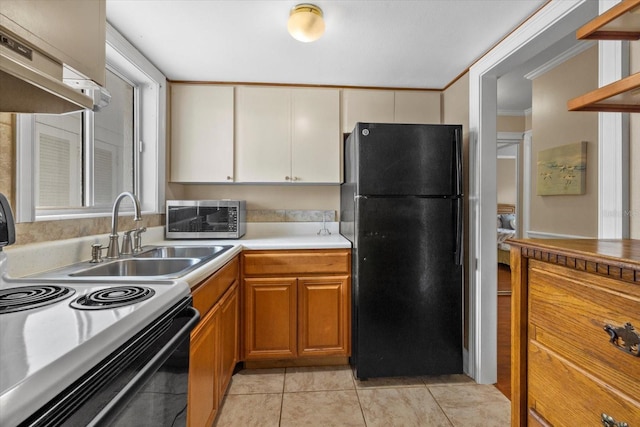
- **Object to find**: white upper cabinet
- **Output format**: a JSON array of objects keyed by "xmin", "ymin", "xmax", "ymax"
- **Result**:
[
  {"xmin": 291, "ymin": 88, "xmax": 340, "ymax": 183},
  {"xmin": 170, "ymin": 84, "xmax": 234, "ymax": 183},
  {"xmin": 236, "ymin": 86, "xmax": 340, "ymax": 183},
  {"xmin": 343, "ymin": 89, "xmax": 442, "ymax": 132},
  {"xmin": 1, "ymin": 0, "xmax": 106, "ymax": 85},
  {"xmin": 394, "ymin": 91, "xmax": 441, "ymax": 124},
  {"xmin": 235, "ymin": 86, "xmax": 292, "ymax": 183},
  {"xmin": 342, "ymin": 89, "xmax": 394, "ymax": 133}
]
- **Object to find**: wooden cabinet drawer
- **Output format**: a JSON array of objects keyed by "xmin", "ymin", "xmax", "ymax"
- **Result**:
[
  {"xmin": 192, "ymin": 256, "xmax": 239, "ymax": 316},
  {"xmin": 243, "ymin": 250, "xmax": 350, "ymax": 276},
  {"xmin": 528, "ymin": 260, "xmax": 640, "ymax": 399},
  {"xmin": 528, "ymin": 340, "xmax": 640, "ymax": 427}
]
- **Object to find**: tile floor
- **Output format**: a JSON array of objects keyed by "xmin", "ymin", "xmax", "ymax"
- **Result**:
[{"xmin": 213, "ymin": 365, "xmax": 510, "ymax": 426}]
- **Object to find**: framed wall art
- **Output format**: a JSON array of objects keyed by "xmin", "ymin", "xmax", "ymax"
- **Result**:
[{"xmin": 536, "ymin": 141, "xmax": 587, "ymax": 196}]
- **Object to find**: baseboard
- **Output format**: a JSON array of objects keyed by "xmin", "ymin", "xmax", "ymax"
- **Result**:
[{"xmin": 243, "ymin": 356, "xmax": 349, "ymax": 369}]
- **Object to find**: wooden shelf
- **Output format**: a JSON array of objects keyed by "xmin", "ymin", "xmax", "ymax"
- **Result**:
[
  {"xmin": 569, "ymin": 1, "xmax": 640, "ymax": 112},
  {"xmin": 568, "ymin": 72, "xmax": 640, "ymax": 112},
  {"xmin": 577, "ymin": 0, "xmax": 640, "ymax": 40}
]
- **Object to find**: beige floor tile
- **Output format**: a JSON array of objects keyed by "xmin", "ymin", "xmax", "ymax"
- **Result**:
[
  {"xmin": 358, "ymin": 387, "xmax": 453, "ymax": 427},
  {"xmin": 354, "ymin": 375, "xmax": 426, "ymax": 389},
  {"xmin": 284, "ymin": 365, "xmax": 355, "ymax": 392},
  {"xmin": 214, "ymin": 393, "xmax": 282, "ymax": 427},
  {"xmin": 428, "ymin": 384, "xmax": 511, "ymax": 427},
  {"xmin": 280, "ymin": 390, "xmax": 365, "ymax": 427},
  {"xmin": 422, "ymin": 374, "xmax": 476, "ymax": 386},
  {"xmin": 226, "ymin": 368, "xmax": 285, "ymax": 395}
]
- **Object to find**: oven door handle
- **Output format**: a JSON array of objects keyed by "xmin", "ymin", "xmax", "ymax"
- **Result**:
[{"xmin": 86, "ymin": 306, "xmax": 200, "ymax": 427}]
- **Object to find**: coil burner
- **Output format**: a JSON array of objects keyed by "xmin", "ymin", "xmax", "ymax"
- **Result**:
[
  {"xmin": 0, "ymin": 285, "xmax": 76, "ymax": 314},
  {"xmin": 70, "ymin": 286, "xmax": 155, "ymax": 310}
]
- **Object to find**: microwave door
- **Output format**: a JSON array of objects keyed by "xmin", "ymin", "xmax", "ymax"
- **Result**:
[{"xmin": 200, "ymin": 207, "xmax": 229, "ymax": 232}]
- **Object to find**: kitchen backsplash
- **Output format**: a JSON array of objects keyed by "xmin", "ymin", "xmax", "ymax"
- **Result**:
[
  {"xmin": 10, "ymin": 210, "xmax": 336, "ymax": 246},
  {"xmin": 247, "ymin": 210, "xmax": 335, "ymax": 222}
]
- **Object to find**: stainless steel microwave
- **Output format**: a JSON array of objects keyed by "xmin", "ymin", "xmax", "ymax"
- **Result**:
[{"xmin": 165, "ymin": 200, "xmax": 246, "ymax": 239}]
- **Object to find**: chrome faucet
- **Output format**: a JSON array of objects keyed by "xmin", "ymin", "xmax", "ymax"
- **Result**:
[{"xmin": 106, "ymin": 192, "xmax": 142, "ymax": 259}]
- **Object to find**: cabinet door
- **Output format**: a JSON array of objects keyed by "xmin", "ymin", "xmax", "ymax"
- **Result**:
[
  {"xmin": 170, "ymin": 84, "xmax": 234, "ymax": 182},
  {"xmin": 243, "ymin": 277, "xmax": 297, "ymax": 359},
  {"xmin": 218, "ymin": 282, "xmax": 239, "ymax": 398},
  {"xmin": 291, "ymin": 88, "xmax": 341, "ymax": 183},
  {"xmin": 342, "ymin": 89, "xmax": 394, "ymax": 133},
  {"xmin": 188, "ymin": 309, "xmax": 219, "ymax": 427},
  {"xmin": 235, "ymin": 87, "xmax": 291, "ymax": 182},
  {"xmin": 394, "ymin": 91, "xmax": 441, "ymax": 124},
  {"xmin": 298, "ymin": 276, "xmax": 351, "ymax": 357}
]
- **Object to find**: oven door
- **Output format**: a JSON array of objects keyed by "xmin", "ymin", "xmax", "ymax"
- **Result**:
[{"xmin": 22, "ymin": 298, "xmax": 199, "ymax": 427}]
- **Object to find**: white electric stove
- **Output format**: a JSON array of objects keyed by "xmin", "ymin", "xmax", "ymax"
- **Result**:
[
  {"xmin": 0, "ymin": 278, "xmax": 193, "ymax": 426},
  {"xmin": 0, "ymin": 194, "xmax": 198, "ymax": 427}
]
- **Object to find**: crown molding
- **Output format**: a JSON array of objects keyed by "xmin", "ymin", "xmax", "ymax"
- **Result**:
[{"xmin": 524, "ymin": 40, "xmax": 596, "ymax": 80}]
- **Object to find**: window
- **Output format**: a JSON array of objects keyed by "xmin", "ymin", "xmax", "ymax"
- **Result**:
[
  {"xmin": 16, "ymin": 24, "xmax": 166, "ymax": 222},
  {"xmin": 31, "ymin": 69, "xmax": 135, "ymax": 211}
]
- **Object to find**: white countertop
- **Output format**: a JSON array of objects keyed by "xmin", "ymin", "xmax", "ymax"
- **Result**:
[{"xmin": 3, "ymin": 222, "xmax": 351, "ymax": 288}]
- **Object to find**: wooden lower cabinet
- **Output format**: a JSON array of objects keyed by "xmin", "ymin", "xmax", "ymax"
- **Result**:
[
  {"xmin": 243, "ymin": 277, "xmax": 298, "ymax": 359},
  {"xmin": 242, "ymin": 249, "xmax": 351, "ymax": 362},
  {"xmin": 298, "ymin": 276, "xmax": 350, "ymax": 357},
  {"xmin": 187, "ymin": 256, "xmax": 239, "ymax": 427},
  {"xmin": 510, "ymin": 239, "xmax": 640, "ymax": 427},
  {"xmin": 188, "ymin": 307, "xmax": 218, "ymax": 427}
]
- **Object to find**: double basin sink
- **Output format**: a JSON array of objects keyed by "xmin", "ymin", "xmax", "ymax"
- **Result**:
[{"xmin": 30, "ymin": 245, "xmax": 233, "ymax": 280}]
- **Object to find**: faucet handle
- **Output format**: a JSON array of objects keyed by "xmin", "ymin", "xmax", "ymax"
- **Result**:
[{"xmin": 121, "ymin": 229, "xmax": 136, "ymax": 255}]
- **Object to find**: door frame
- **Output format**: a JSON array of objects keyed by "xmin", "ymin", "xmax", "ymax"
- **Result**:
[{"xmin": 466, "ymin": 0, "xmax": 604, "ymax": 383}]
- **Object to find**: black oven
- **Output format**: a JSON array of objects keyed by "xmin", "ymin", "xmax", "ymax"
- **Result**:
[{"xmin": 20, "ymin": 298, "xmax": 199, "ymax": 427}]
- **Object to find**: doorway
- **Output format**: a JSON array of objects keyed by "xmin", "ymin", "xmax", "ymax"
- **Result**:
[{"xmin": 466, "ymin": 0, "xmax": 600, "ymax": 384}]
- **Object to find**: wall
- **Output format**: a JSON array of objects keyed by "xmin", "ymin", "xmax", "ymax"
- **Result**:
[
  {"xmin": 497, "ymin": 115, "xmax": 525, "ymax": 208},
  {"xmin": 631, "ymin": 40, "xmax": 640, "ymax": 238},
  {"xmin": 530, "ymin": 46, "xmax": 599, "ymax": 237},
  {"xmin": 496, "ymin": 158, "xmax": 517, "ymax": 204},
  {"xmin": 497, "ymin": 115, "xmax": 525, "ymax": 133},
  {"xmin": 442, "ymin": 72, "xmax": 470, "ymax": 349}
]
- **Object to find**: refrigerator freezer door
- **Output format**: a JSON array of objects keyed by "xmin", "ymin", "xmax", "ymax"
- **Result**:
[
  {"xmin": 352, "ymin": 196, "xmax": 462, "ymax": 379},
  {"xmin": 349, "ymin": 123, "xmax": 462, "ymax": 197}
]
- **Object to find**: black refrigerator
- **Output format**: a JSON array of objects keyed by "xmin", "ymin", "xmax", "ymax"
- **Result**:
[{"xmin": 340, "ymin": 122, "xmax": 463, "ymax": 379}]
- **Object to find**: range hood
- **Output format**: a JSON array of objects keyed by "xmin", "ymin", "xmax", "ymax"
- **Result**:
[{"xmin": 1, "ymin": 29, "xmax": 105, "ymax": 114}]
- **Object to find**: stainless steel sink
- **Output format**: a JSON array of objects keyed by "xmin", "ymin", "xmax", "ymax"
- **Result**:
[
  {"xmin": 134, "ymin": 245, "xmax": 231, "ymax": 259},
  {"xmin": 70, "ymin": 258, "xmax": 201, "ymax": 277},
  {"xmin": 24, "ymin": 244, "xmax": 234, "ymax": 280}
]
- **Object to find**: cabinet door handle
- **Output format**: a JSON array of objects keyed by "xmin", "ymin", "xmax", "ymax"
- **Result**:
[
  {"xmin": 601, "ymin": 413, "xmax": 629, "ymax": 427},
  {"xmin": 603, "ymin": 322, "xmax": 640, "ymax": 357},
  {"xmin": 285, "ymin": 176, "xmax": 291, "ymax": 181},
  {"xmin": 226, "ymin": 176, "xmax": 233, "ymax": 181}
]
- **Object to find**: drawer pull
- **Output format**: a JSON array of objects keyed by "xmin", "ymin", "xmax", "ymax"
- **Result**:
[
  {"xmin": 603, "ymin": 322, "xmax": 640, "ymax": 357},
  {"xmin": 601, "ymin": 413, "xmax": 629, "ymax": 427}
]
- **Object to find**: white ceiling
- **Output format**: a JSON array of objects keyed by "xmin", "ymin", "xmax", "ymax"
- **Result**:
[{"xmin": 107, "ymin": 0, "xmax": 558, "ymax": 112}]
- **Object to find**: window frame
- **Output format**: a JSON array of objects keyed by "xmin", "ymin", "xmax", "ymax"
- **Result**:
[{"xmin": 15, "ymin": 23, "xmax": 166, "ymax": 222}]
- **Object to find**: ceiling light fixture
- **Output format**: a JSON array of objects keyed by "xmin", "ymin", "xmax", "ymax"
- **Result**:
[{"xmin": 287, "ymin": 3, "xmax": 325, "ymax": 43}]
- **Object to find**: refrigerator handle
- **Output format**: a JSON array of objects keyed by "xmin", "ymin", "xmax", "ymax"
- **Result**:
[
  {"xmin": 454, "ymin": 128, "xmax": 463, "ymax": 196},
  {"xmin": 455, "ymin": 198, "xmax": 463, "ymax": 266}
]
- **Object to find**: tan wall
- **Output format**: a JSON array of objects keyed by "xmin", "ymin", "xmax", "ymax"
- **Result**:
[
  {"xmin": 181, "ymin": 185, "xmax": 340, "ymax": 213},
  {"xmin": 497, "ymin": 158, "xmax": 517, "ymax": 204},
  {"xmin": 443, "ymin": 72, "xmax": 470, "ymax": 349},
  {"xmin": 631, "ymin": 40, "xmax": 640, "ymax": 238},
  {"xmin": 525, "ymin": 110, "xmax": 532, "ymax": 131},
  {"xmin": 0, "ymin": 114, "xmax": 15, "ymax": 208},
  {"xmin": 497, "ymin": 115, "xmax": 525, "ymax": 132},
  {"xmin": 530, "ymin": 46, "xmax": 599, "ymax": 237}
]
